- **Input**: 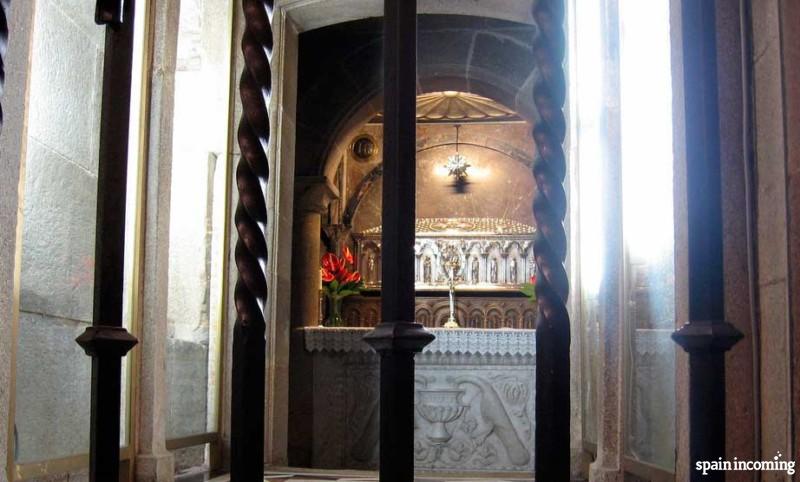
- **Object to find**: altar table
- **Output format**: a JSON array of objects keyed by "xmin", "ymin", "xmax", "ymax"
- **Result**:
[{"xmin": 303, "ymin": 327, "xmax": 536, "ymax": 473}]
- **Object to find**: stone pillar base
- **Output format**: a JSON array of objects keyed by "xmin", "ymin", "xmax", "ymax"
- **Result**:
[
  {"xmin": 572, "ymin": 447, "xmax": 592, "ymax": 480},
  {"xmin": 588, "ymin": 463, "xmax": 622, "ymax": 482},
  {"xmin": 135, "ymin": 453, "xmax": 175, "ymax": 482}
]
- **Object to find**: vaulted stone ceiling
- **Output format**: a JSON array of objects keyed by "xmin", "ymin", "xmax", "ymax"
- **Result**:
[
  {"xmin": 295, "ymin": 15, "xmax": 539, "ymax": 177},
  {"xmin": 370, "ymin": 91, "xmax": 522, "ymax": 123}
]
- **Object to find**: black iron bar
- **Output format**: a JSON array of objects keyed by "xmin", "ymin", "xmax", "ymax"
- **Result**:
[
  {"xmin": 363, "ymin": 1, "xmax": 434, "ymax": 480},
  {"xmin": 1, "ymin": 0, "xmax": 9, "ymax": 132},
  {"xmin": 75, "ymin": 1, "xmax": 139, "ymax": 480},
  {"xmin": 671, "ymin": 1, "xmax": 744, "ymax": 481}
]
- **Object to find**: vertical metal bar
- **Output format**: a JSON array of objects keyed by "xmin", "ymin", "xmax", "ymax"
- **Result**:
[
  {"xmin": 95, "ymin": 0, "xmax": 125, "ymax": 26},
  {"xmin": 363, "ymin": 1, "xmax": 434, "ymax": 480},
  {"xmin": 0, "ymin": 0, "xmax": 8, "ymax": 132},
  {"xmin": 381, "ymin": 0, "xmax": 416, "ymax": 329},
  {"xmin": 230, "ymin": 0, "xmax": 273, "ymax": 479},
  {"xmin": 530, "ymin": 0, "xmax": 571, "ymax": 479},
  {"xmin": 75, "ymin": 1, "xmax": 139, "ymax": 481},
  {"xmin": 671, "ymin": 1, "xmax": 743, "ymax": 480}
]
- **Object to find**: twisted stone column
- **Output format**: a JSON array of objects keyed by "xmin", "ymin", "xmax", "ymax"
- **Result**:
[
  {"xmin": 230, "ymin": 0, "xmax": 273, "ymax": 479},
  {"xmin": 530, "ymin": 0, "xmax": 571, "ymax": 479}
]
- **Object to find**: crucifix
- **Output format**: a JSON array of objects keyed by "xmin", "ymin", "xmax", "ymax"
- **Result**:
[{"xmin": 441, "ymin": 244, "xmax": 462, "ymax": 328}]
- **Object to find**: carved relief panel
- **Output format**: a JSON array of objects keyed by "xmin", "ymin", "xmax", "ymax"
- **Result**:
[{"xmin": 305, "ymin": 328, "xmax": 536, "ymax": 473}]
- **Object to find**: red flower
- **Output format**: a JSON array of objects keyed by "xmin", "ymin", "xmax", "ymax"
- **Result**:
[
  {"xmin": 530, "ymin": 274, "xmax": 537, "ymax": 285},
  {"xmin": 320, "ymin": 248, "xmax": 364, "ymax": 305},
  {"xmin": 345, "ymin": 271, "xmax": 362, "ymax": 284},
  {"xmin": 321, "ymin": 252, "xmax": 341, "ymax": 274},
  {"xmin": 343, "ymin": 245, "xmax": 354, "ymax": 265},
  {"xmin": 336, "ymin": 267, "xmax": 351, "ymax": 282}
]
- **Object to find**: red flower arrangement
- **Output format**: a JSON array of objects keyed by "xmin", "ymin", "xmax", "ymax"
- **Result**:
[{"xmin": 320, "ymin": 245, "xmax": 364, "ymax": 326}]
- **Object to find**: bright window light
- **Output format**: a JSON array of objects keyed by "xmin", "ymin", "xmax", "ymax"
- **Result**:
[
  {"xmin": 575, "ymin": 0, "xmax": 605, "ymax": 296},
  {"xmin": 620, "ymin": 0, "xmax": 675, "ymax": 262}
]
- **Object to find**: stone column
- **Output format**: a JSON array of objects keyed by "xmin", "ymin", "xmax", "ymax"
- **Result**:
[
  {"xmin": 292, "ymin": 177, "xmax": 338, "ymax": 328},
  {"xmin": 0, "ymin": 3, "xmax": 36, "ymax": 481},
  {"xmin": 716, "ymin": 0, "xmax": 758, "ymax": 474},
  {"xmin": 781, "ymin": 0, "xmax": 800, "ymax": 469},
  {"xmin": 587, "ymin": 180, "xmax": 623, "ymax": 481},
  {"xmin": 287, "ymin": 176, "xmax": 337, "ymax": 466},
  {"xmin": 589, "ymin": 0, "xmax": 624, "ymax": 480},
  {"xmin": 135, "ymin": 1, "xmax": 180, "ymax": 480},
  {"xmin": 750, "ymin": 0, "xmax": 794, "ymax": 471}
]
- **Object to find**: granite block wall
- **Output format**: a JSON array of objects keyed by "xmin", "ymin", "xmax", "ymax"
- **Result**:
[{"xmin": 13, "ymin": 0, "xmax": 105, "ymax": 465}]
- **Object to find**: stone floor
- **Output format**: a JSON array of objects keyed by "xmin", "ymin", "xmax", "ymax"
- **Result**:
[{"xmin": 199, "ymin": 467, "xmax": 535, "ymax": 482}]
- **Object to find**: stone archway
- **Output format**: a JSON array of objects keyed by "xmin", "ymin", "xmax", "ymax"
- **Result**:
[
  {"xmin": 274, "ymin": 11, "xmax": 546, "ymax": 468},
  {"xmin": 232, "ymin": 1, "xmax": 572, "ymax": 479},
  {"xmin": 334, "ymin": 92, "xmax": 537, "ymax": 229},
  {"xmin": 320, "ymin": 78, "xmax": 540, "ymax": 184},
  {"xmin": 294, "ymin": 15, "xmax": 542, "ymax": 182}
]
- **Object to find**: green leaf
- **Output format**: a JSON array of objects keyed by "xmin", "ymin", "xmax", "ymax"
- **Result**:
[{"xmin": 519, "ymin": 282, "xmax": 537, "ymax": 302}]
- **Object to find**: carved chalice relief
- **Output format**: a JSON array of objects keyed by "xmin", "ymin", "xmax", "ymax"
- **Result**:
[{"xmin": 415, "ymin": 389, "xmax": 467, "ymax": 445}]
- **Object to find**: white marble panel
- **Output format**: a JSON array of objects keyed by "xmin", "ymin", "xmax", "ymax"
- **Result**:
[{"xmin": 305, "ymin": 328, "xmax": 536, "ymax": 473}]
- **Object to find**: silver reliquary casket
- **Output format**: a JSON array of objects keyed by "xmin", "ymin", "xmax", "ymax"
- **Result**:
[{"xmin": 353, "ymin": 217, "xmax": 536, "ymax": 291}]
